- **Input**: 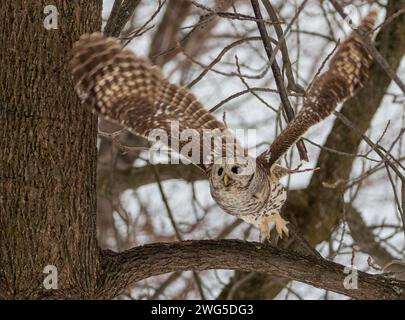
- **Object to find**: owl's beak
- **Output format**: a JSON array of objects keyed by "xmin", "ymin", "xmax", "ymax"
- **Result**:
[{"xmin": 223, "ymin": 174, "xmax": 230, "ymax": 187}]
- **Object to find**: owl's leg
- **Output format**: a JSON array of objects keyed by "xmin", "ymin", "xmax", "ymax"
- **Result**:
[
  {"xmin": 259, "ymin": 219, "xmax": 271, "ymax": 243},
  {"xmin": 270, "ymin": 212, "xmax": 289, "ymax": 239},
  {"xmin": 259, "ymin": 212, "xmax": 289, "ymax": 242}
]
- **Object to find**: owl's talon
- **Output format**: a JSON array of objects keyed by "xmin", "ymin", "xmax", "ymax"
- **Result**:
[
  {"xmin": 259, "ymin": 219, "xmax": 271, "ymax": 243},
  {"xmin": 275, "ymin": 216, "xmax": 289, "ymax": 239},
  {"xmin": 258, "ymin": 212, "xmax": 289, "ymax": 242}
]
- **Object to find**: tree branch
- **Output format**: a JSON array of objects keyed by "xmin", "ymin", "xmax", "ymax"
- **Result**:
[
  {"xmin": 104, "ymin": 0, "xmax": 141, "ymax": 37},
  {"xmin": 261, "ymin": 0, "xmax": 305, "ymax": 94},
  {"xmin": 346, "ymin": 206, "xmax": 394, "ymax": 268},
  {"xmin": 251, "ymin": 0, "xmax": 308, "ymax": 162},
  {"xmin": 98, "ymin": 239, "xmax": 405, "ymax": 299},
  {"xmin": 98, "ymin": 164, "xmax": 206, "ymax": 193},
  {"xmin": 148, "ymin": 0, "xmax": 192, "ymax": 66}
]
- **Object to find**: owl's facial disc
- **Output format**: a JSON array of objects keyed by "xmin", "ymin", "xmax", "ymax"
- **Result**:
[
  {"xmin": 222, "ymin": 165, "xmax": 244, "ymax": 187},
  {"xmin": 212, "ymin": 156, "xmax": 256, "ymax": 189}
]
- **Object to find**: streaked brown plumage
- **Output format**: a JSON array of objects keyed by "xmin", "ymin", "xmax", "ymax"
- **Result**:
[
  {"xmin": 69, "ymin": 11, "xmax": 377, "ymax": 241},
  {"xmin": 257, "ymin": 11, "xmax": 377, "ymax": 169}
]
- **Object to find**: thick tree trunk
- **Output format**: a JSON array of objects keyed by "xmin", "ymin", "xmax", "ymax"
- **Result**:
[{"xmin": 0, "ymin": 1, "xmax": 102, "ymax": 299}]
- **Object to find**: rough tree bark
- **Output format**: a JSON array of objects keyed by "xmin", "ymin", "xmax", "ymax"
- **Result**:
[
  {"xmin": 99, "ymin": 240, "xmax": 405, "ymax": 300},
  {"xmin": 0, "ymin": 0, "xmax": 102, "ymax": 299}
]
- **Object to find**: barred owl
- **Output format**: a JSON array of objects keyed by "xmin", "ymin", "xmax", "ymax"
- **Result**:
[{"xmin": 69, "ymin": 11, "xmax": 376, "ymax": 241}]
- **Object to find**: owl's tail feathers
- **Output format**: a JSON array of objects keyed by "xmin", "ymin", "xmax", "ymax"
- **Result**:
[{"xmin": 69, "ymin": 33, "xmax": 162, "ymax": 114}]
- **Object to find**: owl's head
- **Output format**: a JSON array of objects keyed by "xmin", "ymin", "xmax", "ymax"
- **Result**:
[{"xmin": 209, "ymin": 156, "xmax": 257, "ymax": 190}]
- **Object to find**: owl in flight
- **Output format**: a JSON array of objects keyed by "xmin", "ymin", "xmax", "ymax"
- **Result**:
[{"xmin": 70, "ymin": 11, "xmax": 376, "ymax": 242}]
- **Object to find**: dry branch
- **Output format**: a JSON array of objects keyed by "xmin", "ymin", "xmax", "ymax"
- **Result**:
[
  {"xmin": 99, "ymin": 240, "xmax": 405, "ymax": 299},
  {"xmin": 251, "ymin": 0, "xmax": 308, "ymax": 162}
]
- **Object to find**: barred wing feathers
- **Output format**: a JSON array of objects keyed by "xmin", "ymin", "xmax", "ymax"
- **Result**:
[
  {"xmin": 69, "ymin": 33, "xmax": 242, "ymax": 171},
  {"xmin": 258, "ymin": 11, "xmax": 377, "ymax": 168}
]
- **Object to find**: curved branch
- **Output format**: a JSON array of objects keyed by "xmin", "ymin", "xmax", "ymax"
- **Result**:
[
  {"xmin": 98, "ymin": 164, "xmax": 206, "ymax": 193},
  {"xmin": 98, "ymin": 239, "xmax": 405, "ymax": 299}
]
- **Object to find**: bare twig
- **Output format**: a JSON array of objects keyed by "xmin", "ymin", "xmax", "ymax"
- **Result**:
[
  {"xmin": 334, "ymin": 111, "xmax": 405, "ymax": 240},
  {"xmin": 261, "ymin": 0, "xmax": 305, "ymax": 94},
  {"xmin": 152, "ymin": 166, "xmax": 206, "ymax": 299},
  {"xmin": 329, "ymin": 0, "xmax": 405, "ymax": 95},
  {"xmin": 251, "ymin": 0, "xmax": 308, "ymax": 162}
]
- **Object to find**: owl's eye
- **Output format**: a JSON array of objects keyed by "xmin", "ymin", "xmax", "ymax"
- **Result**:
[
  {"xmin": 217, "ymin": 167, "xmax": 224, "ymax": 176},
  {"xmin": 231, "ymin": 166, "xmax": 241, "ymax": 174}
]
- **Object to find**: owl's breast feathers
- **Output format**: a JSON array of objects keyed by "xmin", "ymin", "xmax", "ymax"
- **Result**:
[
  {"xmin": 236, "ymin": 180, "xmax": 287, "ymax": 225},
  {"xmin": 210, "ymin": 165, "xmax": 286, "ymax": 224}
]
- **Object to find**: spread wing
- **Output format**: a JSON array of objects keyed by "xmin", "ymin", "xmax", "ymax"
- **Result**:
[
  {"xmin": 257, "ymin": 11, "xmax": 377, "ymax": 168},
  {"xmin": 69, "ymin": 33, "xmax": 243, "ymax": 172}
]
